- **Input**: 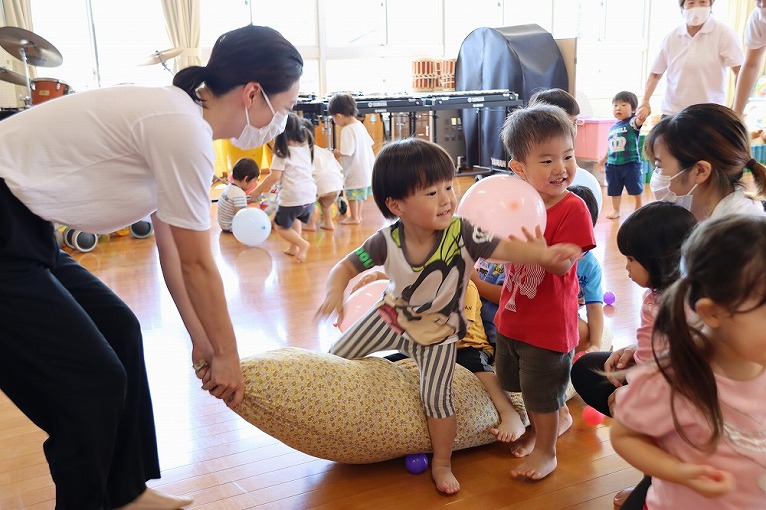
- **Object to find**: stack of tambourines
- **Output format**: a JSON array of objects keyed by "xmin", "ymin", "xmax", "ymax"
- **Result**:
[{"xmin": 411, "ymin": 58, "xmax": 456, "ymax": 92}]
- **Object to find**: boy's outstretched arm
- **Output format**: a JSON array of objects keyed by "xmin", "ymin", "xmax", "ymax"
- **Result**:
[
  {"xmin": 610, "ymin": 421, "xmax": 734, "ymax": 499},
  {"xmin": 315, "ymin": 259, "xmax": 361, "ymax": 324},
  {"xmin": 490, "ymin": 226, "xmax": 580, "ymax": 276}
]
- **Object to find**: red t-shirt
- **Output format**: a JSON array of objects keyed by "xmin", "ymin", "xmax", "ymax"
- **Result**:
[{"xmin": 494, "ymin": 192, "xmax": 596, "ymax": 353}]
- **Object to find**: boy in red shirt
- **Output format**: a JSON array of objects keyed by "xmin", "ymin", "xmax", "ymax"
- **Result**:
[{"xmin": 495, "ymin": 104, "xmax": 596, "ymax": 480}]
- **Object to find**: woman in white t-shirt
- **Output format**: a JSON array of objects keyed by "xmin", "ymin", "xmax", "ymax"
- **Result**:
[
  {"xmin": 0, "ymin": 26, "xmax": 302, "ymax": 510},
  {"xmin": 638, "ymin": 0, "xmax": 743, "ymax": 120},
  {"xmin": 250, "ymin": 113, "xmax": 317, "ymax": 262}
]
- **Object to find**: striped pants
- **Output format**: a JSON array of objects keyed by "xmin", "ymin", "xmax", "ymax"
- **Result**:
[{"xmin": 330, "ymin": 307, "xmax": 457, "ymax": 418}]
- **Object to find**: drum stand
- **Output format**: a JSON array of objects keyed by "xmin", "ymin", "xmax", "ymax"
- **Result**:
[{"xmin": 18, "ymin": 46, "xmax": 33, "ymax": 108}]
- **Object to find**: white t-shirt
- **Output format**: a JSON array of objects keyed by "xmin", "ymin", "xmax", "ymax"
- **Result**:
[
  {"xmin": 744, "ymin": 8, "xmax": 766, "ymax": 49},
  {"xmin": 312, "ymin": 146, "xmax": 344, "ymax": 196},
  {"xmin": 0, "ymin": 85, "xmax": 214, "ymax": 233},
  {"xmin": 269, "ymin": 143, "xmax": 317, "ymax": 207},
  {"xmin": 339, "ymin": 121, "xmax": 375, "ymax": 190},
  {"xmin": 217, "ymin": 183, "xmax": 247, "ymax": 231},
  {"xmin": 651, "ymin": 16, "xmax": 743, "ymax": 115},
  {"xmin": 711, "ymin": 189, "xmax": 766, "ymax": 218}
]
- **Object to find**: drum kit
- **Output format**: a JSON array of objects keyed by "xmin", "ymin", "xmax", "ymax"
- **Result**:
[
  {"xmin": 0, "ymin": 25, "xmax": 68, "ymax": 108},
  {"xmin": 0, "ymin": 25, "xmax": 183, "ymax": 110}
]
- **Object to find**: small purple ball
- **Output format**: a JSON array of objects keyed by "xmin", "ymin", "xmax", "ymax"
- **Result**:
[
  {"xmin": 603, "ymin": 291, "xmax": 616, "ymax": 306},
  {"xmin": 405, "ymin": 453, "xmax": 429, "ymax": 474}
]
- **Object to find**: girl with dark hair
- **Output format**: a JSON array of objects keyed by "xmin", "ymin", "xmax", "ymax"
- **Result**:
[
  {"xmin": 572, "ymin": 202, "xmax": 697, "ymax": 415},
  {"xmin": 250, "ymin": 113, "xmax": 317, "ymax": 262},
  {"xmin": 0, "ymin": 25, "xmax": 302, "ymax": 509},
  {"xmin": 316, "ymin": 138, "xmax": 581, "ymax": 496},
  {"xmin": 611, "ymin": 215, "xmax": 766, "ymax": 510}
]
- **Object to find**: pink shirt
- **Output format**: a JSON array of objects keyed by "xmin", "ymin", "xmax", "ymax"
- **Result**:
[
  {"xmin": 633, "ymin": 289, "xmax": 661, "ymax": 364},
  {"xmin": 615, "ymin": 364, "xmax": 766, "ymax": 510}
]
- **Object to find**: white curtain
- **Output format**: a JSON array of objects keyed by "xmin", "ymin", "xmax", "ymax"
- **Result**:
[
  {"xmin": 1, "ymin": 0, "xmax": 36, "ymax": 80},
  {"xmin": 161, "ymin": 0, "xmax": 201, "ymax": 72}
]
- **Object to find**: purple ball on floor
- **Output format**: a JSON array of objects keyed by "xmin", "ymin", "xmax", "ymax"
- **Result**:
[
  {"xmin": 405, "ymin": 453, "xmax": 429, "ymax": 474},
  {"xmin": 603, "ymin": 291, "xmax": 616, "ymax": 306}
]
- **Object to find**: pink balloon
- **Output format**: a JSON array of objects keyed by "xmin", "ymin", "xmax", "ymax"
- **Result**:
[
  {"xmin": 456, "ymin": 175, "xmax": 546, "ymax": 239},
  {"xmin": 338, "ymin": 280, "xmax": 390, "ymax": 332}
]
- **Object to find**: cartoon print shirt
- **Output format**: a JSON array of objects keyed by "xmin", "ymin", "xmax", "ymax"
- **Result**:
[
  {"xmin": 495, "ymin": 192, "xmax": 596, "ymax": 353},
  {"xmin": 345, "ymin": 217, "xmax": 499, "ymax": 343},
  {"xmin": 606, "ymin": 115, "xmax": 641, "ymax": 166}
]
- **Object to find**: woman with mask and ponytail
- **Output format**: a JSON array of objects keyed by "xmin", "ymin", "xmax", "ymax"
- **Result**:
[
  {"xmin": 636, "ymin": 0, "xmax": 743, "ymax": 123},
  {"xmin": 0, "ymin": 25, "xmax": 302, "ymax": 510},
  {"xmin": 645, "ymin": 103, "xmax": 765, "ymax": 221}
]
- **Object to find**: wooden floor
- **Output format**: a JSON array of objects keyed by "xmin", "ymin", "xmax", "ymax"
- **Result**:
[{"xmin": 0, "ymin": 174, "xmax": 651, "ymax": 509}]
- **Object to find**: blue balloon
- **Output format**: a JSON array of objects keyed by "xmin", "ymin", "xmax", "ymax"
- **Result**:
[
  {"xmin": 405, "ymin": 453, "xmax": 429, "ymax": 474},
  {"xmin": 232, "ymin": 207, "xmax": 272, "ymax": 246}
]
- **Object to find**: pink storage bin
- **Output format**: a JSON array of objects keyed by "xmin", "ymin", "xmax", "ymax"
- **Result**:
[{"xmin": 575, "ymin": 117, "xmax": 614, "ymax": 160}]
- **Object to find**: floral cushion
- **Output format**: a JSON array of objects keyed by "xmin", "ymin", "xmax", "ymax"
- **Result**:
[{"xmin": 234, "ymin": 327, "xmax": 612, "ymax": 464}]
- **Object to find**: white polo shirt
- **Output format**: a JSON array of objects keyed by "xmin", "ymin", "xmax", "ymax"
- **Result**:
[
  {"xmin": 744, "ymin": 8, "xmax": 766, "ymax": 49},
  {"xmin": 651, "ymin": 16, "xmax": 743, "ymax": 115}
]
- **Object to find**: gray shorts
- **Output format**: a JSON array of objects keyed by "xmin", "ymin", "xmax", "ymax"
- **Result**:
[{"xmin": 494, "ymin": 333, "xmax": 573, "ymax": 413}]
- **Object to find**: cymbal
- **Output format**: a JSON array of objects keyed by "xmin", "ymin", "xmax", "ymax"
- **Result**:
[
  {"xmin": 0, "ymin": 26, "xmax": 62, "ymax": 67},
  {"xmin": 138, "ymin": 48, "xmax": 184, "ymax": 66},
  {"xmin": 0, "ymin": 66, "xmax": 26, "ymax": 86}
]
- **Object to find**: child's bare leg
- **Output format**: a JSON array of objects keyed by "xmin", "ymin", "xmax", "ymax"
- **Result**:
[
  {"xmin": 427, "ymin": 415, "xmax": 460, "ymax": 494},
  {"xmin": 607, "ymin": 195, "xmax": 621, "ymax": 219},
  {"xmin": 276, "ymin": 223, "xmax": 310, "ymax": 262},
  {"xmin": 632, "ymin": 193, "xmax": 643, "ymax": 211},
  {"xmin": 341, "ymin": 199, "xmax": 362, "ymax": 224},
  {"xmin": 558, "ymin": 405, "xmax": 573, "ymax": 436},
  {"xmin": 510, "ymin": 410, "xmax": 558, "ymax": 480},
  {"xmin": 474, "ymin": 372, "xmax": 525, "ymax": 442},
  {"xmin": 318, "ymin": 194, "xmax": 337, "ymax": 230}
]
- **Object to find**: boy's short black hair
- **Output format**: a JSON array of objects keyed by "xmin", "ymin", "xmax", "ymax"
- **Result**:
[
  {"xmin": 612, "ymin": 91, "xmax": 638, "ymax": 111},
  {"xmin": 328, "ymin": 93, "xmax": 359, "ymax": 117},
  {"xmin": 501, "ymin": 104, "xmax": 576, "ymax": 163},
  {"xmin": 528, "ymin": 88, "xmax": 580, "ymax": 117},
  {"xmin": 567, "ymin": 184, "xmax": 599, "ymax": 227},
  {"xmin": 231, "ymin": 157, "xmax": 260, "ymax": 181},
  {"xmin": 372, "ymin": 138, "xmax": 455, "ymax": 219}
]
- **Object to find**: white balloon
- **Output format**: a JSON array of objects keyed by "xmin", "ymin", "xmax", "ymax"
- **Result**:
[
  {"xmin": 232, "ymin": 207, "xmax": 272, "ymax": 246},
  {"xmin": 571, "ymin": 166, "xmax": 603, "ymax": 213}
]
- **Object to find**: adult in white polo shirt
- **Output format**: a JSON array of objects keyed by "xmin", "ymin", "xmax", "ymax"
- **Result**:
[
  {"xmin": 636, "ymin": 0, "xmax": 743, "ymax": 122},
  {"xmin": 733, "ymin": 2, "xmax": 766, "ymax": 114}
]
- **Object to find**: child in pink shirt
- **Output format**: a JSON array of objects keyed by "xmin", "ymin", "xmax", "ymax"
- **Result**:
[{"xmin": 611, "ymin": 215, "xmax": 766, "ymax": 510}]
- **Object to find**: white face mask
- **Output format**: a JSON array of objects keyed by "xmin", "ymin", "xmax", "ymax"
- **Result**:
[
  {"xmin": 682, "ymin": 6, "xmax": 711, "ymax": 26},
  {"xmin": 649, "ymin": 169, "xmax": 698, "ymax": 210},
  {"xmin": 230, "ymin": 90, "xmax": 288, "ymax": 150}
]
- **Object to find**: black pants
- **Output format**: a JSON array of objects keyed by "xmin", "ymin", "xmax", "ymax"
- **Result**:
[
  {"xmin": 570, "ymin": 351, "xmax": 614, "ymax": 417},
  {"xmin": 0, "ymin": 180, "xmax": 159, "ymax": 509}
]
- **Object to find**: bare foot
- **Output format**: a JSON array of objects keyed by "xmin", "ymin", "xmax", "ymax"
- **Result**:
[
  {"xmin": 302, "ymin": 223, "xmax": 316, "ymax": 232},
  {"xmin": 606, "ymin": 211, "xmax": 620, "ymax": 220},
  {"xmin": 283, "ymin": 246, "xmax": 299, "ymax": 256},
  {"xmin": 431, "ymin": 464, "xmax": 460, "ymax": 495},
  {"xmin": 340, "ymin": 218, "xmax": 361, "ymax": 225},
  {"xmin": 320, "ymin": 223, "xmax": 335, "ymax": 231},
  {"xmin": 294, "ymin": 239, "xmax": 310, "ymax": 263},
  {"xmin": 509, "ymin": 426, "xmax": 536, "ymax": 457},
  {"xmin": 510, "ymin": 449, "xmax": 557, "ymax": 480},
  {"xmin": 115, "ymin": 488, "xmax": 192, "ymax": 510},
  {"xmin": 558, "ymin": 406, "xmax": 573, "ymax": 437},
  {"xmin": 490, "ymin": 410, "xmax": 526, "ymax": 442}
]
